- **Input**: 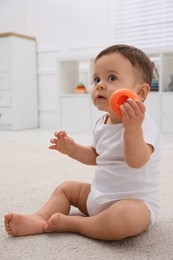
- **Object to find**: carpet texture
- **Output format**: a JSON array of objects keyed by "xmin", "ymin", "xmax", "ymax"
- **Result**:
[{"xmin": 0, "ymin": 133, "xmax": 173, "ymax": 260}]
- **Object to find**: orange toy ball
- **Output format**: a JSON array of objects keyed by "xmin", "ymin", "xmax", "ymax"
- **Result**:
[{"xmin": 109, "ymin": 88, "xmax": 139, "ymax": 117}]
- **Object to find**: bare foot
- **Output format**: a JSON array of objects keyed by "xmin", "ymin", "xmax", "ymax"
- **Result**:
[
  {"xmin": 44, "ymin": 213, "xmax": 73, "ymax": 233},
  {"xmin": 4, "ymin": 213, "xmax": 47, "ymax": 236}
]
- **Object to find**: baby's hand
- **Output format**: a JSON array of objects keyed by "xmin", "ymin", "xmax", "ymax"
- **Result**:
[
  {"xmin": 120, "ymin": 98, "xmax": 145, "ymax": 129},
  {"xmin": 49, "ymin": 131, "xmax": 77, "ymax": 156}
]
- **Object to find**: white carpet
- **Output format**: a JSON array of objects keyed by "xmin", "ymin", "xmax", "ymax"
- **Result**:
[{"xmin": 0, "ymin": 129, "xmax": 173, "ymax": 260}]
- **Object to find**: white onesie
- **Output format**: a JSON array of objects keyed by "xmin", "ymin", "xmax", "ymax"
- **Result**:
[{"xmin": 87, "ymin": 113, "xmax": 161, "ymax": 228}]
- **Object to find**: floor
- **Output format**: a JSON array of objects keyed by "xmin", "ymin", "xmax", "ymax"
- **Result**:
[{"xmin": 0, "ymin": 128, "xmax": 173, "ymax": 260}]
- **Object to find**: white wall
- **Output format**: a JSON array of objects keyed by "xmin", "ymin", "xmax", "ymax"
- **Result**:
[{"xmin": 0, "ymin": 0, "xmax": 111, "ymax": 128}]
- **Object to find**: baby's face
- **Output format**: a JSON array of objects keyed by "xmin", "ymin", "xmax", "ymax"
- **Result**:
[{"xmin": 91, "ymin": 53, "xmax": 139, "ymax": 113}]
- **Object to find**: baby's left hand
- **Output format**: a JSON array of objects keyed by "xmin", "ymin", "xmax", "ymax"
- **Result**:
[{"xmin": 120, "ymin": 98, "xmax": 145, "ymax": 129}]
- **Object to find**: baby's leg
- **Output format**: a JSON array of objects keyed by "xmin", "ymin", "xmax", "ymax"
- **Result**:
[
  {"xmin": 44, "ymin": 199, "xmax": 150, "ymax": 240},
  {"xmin": 4, "ymin": 181, "xmax": 90, "ymax": 236}
]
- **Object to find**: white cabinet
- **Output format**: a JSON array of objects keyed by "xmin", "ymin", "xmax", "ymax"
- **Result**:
[
  {"xmin": 57, "ymin": 56, "xmax": 104, "ymax": 134},
  {"xmin": 60, "ymin": 95, "xmax": 92, "ymax": 133},
  {"xmin": 145, "ymin": 52, "xmax": 173, "ymax": 133},
  {"xmin": 0, "ymin": 33, "xmax": 38, "ymax": 130},
  {"xmin": 145, "ymin": 92, "xmax": 161, "ymax": 129},
  {"xmin": 162, "ymin": 93, "xmax": 173, "ymax": 133}
]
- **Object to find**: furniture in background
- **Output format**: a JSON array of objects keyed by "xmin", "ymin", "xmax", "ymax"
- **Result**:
[
  {"xmin": 0, "ymin": 33, "xmax": 38, "ymax": 130},
  {"xmin": 57, "ymin": 52, "xmax": 173, "ymax": 134},
  {"xmin": 57, "ymin": 57, "xmax": 103, "ymax": 134},
  {"xmin": 145, "ymin": 52, "xmax": 173, "ymax": 133}
]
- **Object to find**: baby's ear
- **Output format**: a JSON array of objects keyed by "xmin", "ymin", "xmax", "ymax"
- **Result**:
[{"xmin": 137, "ymin": 83, "xmax": 150, "ymax": 101}]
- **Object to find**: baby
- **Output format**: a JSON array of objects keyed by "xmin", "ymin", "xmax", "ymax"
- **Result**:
[{"xmin": 4, "ymin": 44, "xmax": 161, "ymax": 240}]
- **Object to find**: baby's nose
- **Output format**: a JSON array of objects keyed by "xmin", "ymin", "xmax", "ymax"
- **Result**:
[{"xmin": 96, "ymin": 81, "xmax": 106, "ymax": 90}]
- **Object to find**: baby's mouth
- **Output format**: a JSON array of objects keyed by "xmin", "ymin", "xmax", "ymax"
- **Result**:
[{"xmin": 96, "ymin": 94, "xmax": 107, "ymax": 100}]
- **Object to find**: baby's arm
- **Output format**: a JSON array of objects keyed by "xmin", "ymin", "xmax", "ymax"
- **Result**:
[
  {"xmin": 121, "ymin": 99, "xmax": 153, "ymax": 168},
  {"xmin": 49, "ymin": 131, "xmax": 97, "ymax": 165}
]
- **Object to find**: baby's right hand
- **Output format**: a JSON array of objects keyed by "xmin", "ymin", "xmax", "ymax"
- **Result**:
[{"xmin": 49, "ymin": 131, "xmax": 77, "ymax": 156}]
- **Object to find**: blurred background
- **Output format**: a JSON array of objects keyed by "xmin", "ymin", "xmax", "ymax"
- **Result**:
[{"xmin": 0, "ymin": 0, "xmax": 173, "ymax": 134}]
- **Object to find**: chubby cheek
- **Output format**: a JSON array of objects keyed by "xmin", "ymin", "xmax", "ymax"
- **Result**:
[{"xmin": 91, "ymin": 88, "xmax": 96, "ymax": 104}]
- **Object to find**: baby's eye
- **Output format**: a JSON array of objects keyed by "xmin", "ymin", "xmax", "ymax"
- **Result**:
[
  {"xmin": 93, "ymin": 77, "xmax": 100, "ymax": 84},
  {"xmin": 108, "ymin": 75, "xmax": 117, "ymax": 81}
]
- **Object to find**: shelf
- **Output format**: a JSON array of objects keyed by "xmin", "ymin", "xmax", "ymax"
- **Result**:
[
  {"xmin": 149, "ymin": 52, "xmax": 173, "ymax": 93},
  {"xmin": 57, "ymin": 57, "xmax": 94, "ymax": 95}
]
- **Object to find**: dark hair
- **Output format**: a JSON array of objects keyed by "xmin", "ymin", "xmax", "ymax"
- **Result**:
[{"xmin": 95, "ymin": 44, "xmax": 153, "ymax": 86}]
